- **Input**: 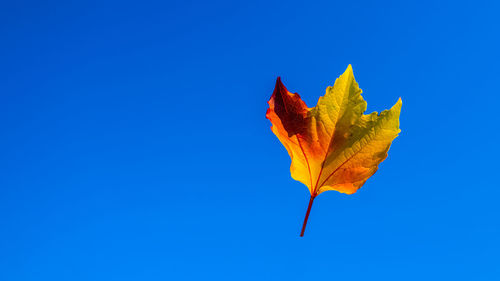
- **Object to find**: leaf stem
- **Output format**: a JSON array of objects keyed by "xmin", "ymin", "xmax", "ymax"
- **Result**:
[{"xmin": 300, "ymin": 196, "xmax": 315, "ymax": 237}]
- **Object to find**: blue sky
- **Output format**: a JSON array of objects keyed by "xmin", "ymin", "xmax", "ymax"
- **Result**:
[{"xmin": 1, "ymin": 0, "xmax": 500, "ymax": 280}]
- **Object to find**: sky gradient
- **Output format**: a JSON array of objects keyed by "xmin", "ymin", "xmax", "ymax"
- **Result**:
[{"xmin": 1, "ymin": 0, "xmax": 500, "ymax": 280}]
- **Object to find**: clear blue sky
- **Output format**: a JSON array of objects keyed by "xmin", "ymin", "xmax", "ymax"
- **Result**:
[{"xmin": 1, "ymin": 0, "xmax": 500, "ymax": 280}]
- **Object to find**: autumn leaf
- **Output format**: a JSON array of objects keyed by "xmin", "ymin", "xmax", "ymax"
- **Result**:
[{"xmin": 266, "ymin": 65, "xmax": 402, "ymax": 236}]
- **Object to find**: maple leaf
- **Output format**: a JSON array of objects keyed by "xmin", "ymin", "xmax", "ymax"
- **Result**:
[{"xmin": 266, "ymin": 65, "xmax": 402, "ymax": 236}]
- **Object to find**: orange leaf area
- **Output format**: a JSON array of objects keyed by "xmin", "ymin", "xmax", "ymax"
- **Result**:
[{"xmin": 266, "ymin": 65, "xmax": 401, "ymax": 197}]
